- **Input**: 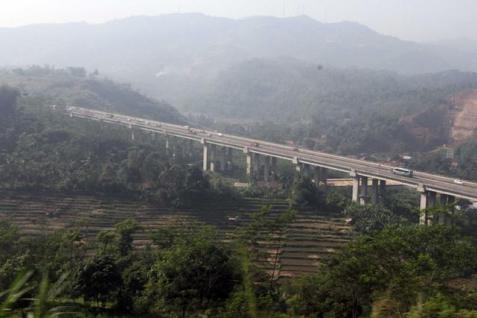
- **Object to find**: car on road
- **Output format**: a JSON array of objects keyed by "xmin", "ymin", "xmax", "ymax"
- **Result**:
[
  {"xmin": 392, "ymin": 167, "xmax": 413, "ymax": 177},
  {"xmin": 217, "ymin": 133, "xmax": 223, "ymax": 136},
  {"xmin": 453, "ymin": 179, "xmax": 464, "ymax": 185},
  {"xmin": 250, "ymin": 142, "xmax": 259, "ymax": 147}
]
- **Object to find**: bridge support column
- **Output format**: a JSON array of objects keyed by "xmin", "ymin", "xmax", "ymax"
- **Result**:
[
  {"xmin": 270, "ymin": 157, "xmax": 278, "ymax": 181},
  {"xmin": 419, "ymin": 186, "xmax": 437, "ymax": 225},
  {"xmin": 202, "ymin": 141, "xmax": 209, "ymax": 172},
  {"xmin": 370, "ymin": 179, "xmax": 379, "ymax": 204},
  {"xmin": 427, "ymin": 192, "xmax": 437, "ymax": 225},
  {"xmin": 448, "ymin": 196, "xmax": 456, "ymax": 225},
  {"xmin": 293, "ymin": 157, "xmax": 301, "ymax": 174},
  {"xmin": 263, "ymin": 156, "xmax": 271, "ymax": 183},
  {"xmin": 225, "ymin": 148, "xmax": 233, "ymax": 171},
  {"xmin": 352, "ymin": 176, "xmax": 360, "ymax": 203},
  {"xmin": 419, "ymin": 191, "xmax": 428, "ymax": 225},
  {"xmin": 320, "ymin": 167, "xmax": 328, "ymax": 187},
  {"xmin": 251, "ymin": 154, "xmax": 260, "ymax": 180},
  {"xmin": 313, "ymin": 167, "xmax": 327, "ymax": 187},
  {"xmin": 359, "ymin": 176, "xmax": 368, "ymax": 205},
  {"xmin": 379, "ymin": 180, "xmax": 386, "ymax": 203},
  {"xmin": 187, "ymin": 139, "xmax": 194, "ymax": 161},
  {"xmin": 217, "ymin": 147, "xmax": 226, "ymax": 172},
  {"xmin": 245, "ymin": 149, "xmax": 253, "ymax": 178},
  {"xmin": 438, "ymin": 194, "xmax": 450, "ymax": 225},
  {"xmin": 209, "ymin": 145, "xmax": 217, "ymax": 172}
]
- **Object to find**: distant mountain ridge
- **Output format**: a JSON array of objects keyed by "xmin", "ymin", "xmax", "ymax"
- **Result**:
[{"xmin": 0, "ymin": 13, "xmax": 475, "ymax": 105}]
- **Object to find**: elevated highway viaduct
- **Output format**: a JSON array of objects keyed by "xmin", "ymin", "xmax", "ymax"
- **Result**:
[{"xmin": 65, "ymin": 106, "xmax": 477, "ymax": 225}]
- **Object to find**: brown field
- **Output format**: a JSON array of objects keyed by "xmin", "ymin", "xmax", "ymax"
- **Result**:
[{"xmin": 0, "ymin": 191, "xmax": 352, "ymax": 277}]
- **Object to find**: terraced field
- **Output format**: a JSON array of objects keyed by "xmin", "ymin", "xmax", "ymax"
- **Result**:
[{"xmin": 0, "ymin": 191, "xmax": 352, "ymax": 277}]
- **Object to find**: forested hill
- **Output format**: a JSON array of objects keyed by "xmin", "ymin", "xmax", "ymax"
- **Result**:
[
  {"xmin": 185, "ymin": 58, "xmax": 477, "ymax": 121},
  {"xmin": 0, "ymin": 83, "xmax": 223, "ymax": 206},
  {"xmin": 0, "ymin": 66, "xmax": 185, "ymax": 124},
  {"xmin": 0, "ymin": 14, "xmax": 476, "ymax": 104},
  {"xmin": 188, "ymin": 58, "xmax": 477, "ymax": 155}
]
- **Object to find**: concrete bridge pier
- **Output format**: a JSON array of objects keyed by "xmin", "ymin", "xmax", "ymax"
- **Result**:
[
  {"xmin": 270, "ymin": 157, "xmax": 278, "ymax": 181},
  {"xmin": 215, "ymin": 147, "xmax": 226, "ymax": 172},
  {"xmin": 253, "ymin": 154, "xmax": 261, "ymax": 180},
  {"xmin": 419, "ymin": 191, "xmax": 428, "ymax": 225},
  {"xmin": 370, "ymin": 179, "xmax": 379, "ymax": 204},
  {"xmin": 186, "ymin": 139, "xmax": 195, "ymax": 161},
  {"xmin": 359, "ymin": 176, "xmax": 369, "ymax": 205},
  {"xmin": 436, "ymin": 194, "xmax": 455, "ymax": 225},
  {"xmin": 202, "ymin": 140, "xmax": 209, "ymax": 172},
  {"xmin": 165, "ymin": 136, "xmax": 170, "ymax": 152},
  {"xmin": 225, "ymin": 148, "xmax": 233, "ymax": 172},
  {"xmin": 302, "ymin": 164, "xmax": 314, "ymax": 179},
  {"xmin": 351, "ymin": 174, "xmax": 378, "ymax": 205},
  {"xmin": 366, "ymin": 179, "xmax": 386, "ymax": 205},
  {"xmin": 438, "ymin": 194, "xmax": 449, "ymax": 225},
  {"xmin": 209, "ymin": 145, "xmax": 217, "ymax": 172},
  {"xmin": 263, "ymin": 156, "xmax": 271, "ymax": 182},
  {"xmin": 352, "ymin": 176, "xmax": 360, "ymax": 203},
  {"xmin": 419, "ymin": 186, "xmax": 437, "ymax": 225},
  {"xmin": 379, "ymin": 180, "xmax": 386, "ymax": 202},
  {"xmin": 293, "ymin": 157, "xmax": 301, "ymax": 174},
  {"xmin": 313, "ymin": 167, "xmax": 328, "ymax": 187},
  {"xmin": 244, "ymin": 148, "xmax": 253, "ymax": 178}
]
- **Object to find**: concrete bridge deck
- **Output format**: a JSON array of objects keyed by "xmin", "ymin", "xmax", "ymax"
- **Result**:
[{"xmin": 65, "ymin": 106, "xmax": 477, "ymax": 223}]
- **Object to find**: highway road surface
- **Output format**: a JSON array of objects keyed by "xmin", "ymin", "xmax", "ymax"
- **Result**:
[{"xmin": 66, "ymin": 106, "xmax": 477, "ymax": 202}]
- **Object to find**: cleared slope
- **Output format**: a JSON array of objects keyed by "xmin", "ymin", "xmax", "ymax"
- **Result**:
[{"xmin": 451, "ymin": 90, "xmax": 477, "ymax": 142}]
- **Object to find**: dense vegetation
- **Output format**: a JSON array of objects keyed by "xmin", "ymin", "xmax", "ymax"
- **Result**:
[
  {"xmin": 411, "ymin": 139, "xmax": 477, "ymax": 180},
  {"xmin": 0, "ymin": 84, "xmax": 229, "ymax": 207},
  {"xmin": 1, "ymin": 201, "xmax": 477, "ymax": 317},
  {"xmin": 189, "ymin": 59, "xmax": 477, "ymax": 156},
  {"xmin": 2, "ymin": 70, "xmax": 477, "ymax": 317},
  {"xmin": 0, "ymin": 66, "xmax": 185, "ymax": 123}
]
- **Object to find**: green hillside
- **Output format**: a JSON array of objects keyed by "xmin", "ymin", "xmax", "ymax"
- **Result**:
[
  {"xmin": 0, "ymin": 66, "xmax": 185, "ymax": 123},
  {"xmin": 187, "ymin": 59, "xmax": 477, "ymax": 155}
]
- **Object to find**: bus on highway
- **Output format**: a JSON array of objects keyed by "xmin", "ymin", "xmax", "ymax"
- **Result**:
[{"xmin": 392, "ymin": 167, "xmax": 413, "ymax": 177}]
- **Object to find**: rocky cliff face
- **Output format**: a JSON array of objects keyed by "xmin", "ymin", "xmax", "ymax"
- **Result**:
[{"xmin": 451, "ymin": 90, "xmax": 477, "ymax": 142}]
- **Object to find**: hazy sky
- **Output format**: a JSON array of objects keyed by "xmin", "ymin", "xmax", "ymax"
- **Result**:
[{"xmin": 1, "ymin": 0, "xmax": 476, "ymax": 42}]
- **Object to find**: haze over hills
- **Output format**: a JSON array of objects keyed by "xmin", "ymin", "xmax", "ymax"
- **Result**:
[
  {"xmin": 2, "ymin": 13, "xmax": 477, "ymax": 163},
  {"xmin": 0, "ymin": 13, "xmax": 476, "ymax": 106},
  {"xmin": 0, "ymin": 67, "xmax": 185, "ymax": 123}
]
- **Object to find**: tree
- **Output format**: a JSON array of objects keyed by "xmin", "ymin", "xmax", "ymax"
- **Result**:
[
  {"xmin": 114, "ymin": 219, "xmax": 141, "ymax": 257},
  {"xmin": 178, "ymin": 166, "xmax": 211, "ymax": 206},
  {"xmin": 288, "ymin": 225, "xmax": 477, "ymax": 317},
  {"xmin": 74, "ymin": 255, "xmax": 123, "ymax": 306},
  {"xmin": 149, "ymin": 229, "xmax": 239, "ymax": 317},
  {"xmin": 289, "ymin": 176, "xmax": 324, "ymax": 209},
  {"xmin": 344, "ymin": 203, "xmax": 407, "ymax": 234}
]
